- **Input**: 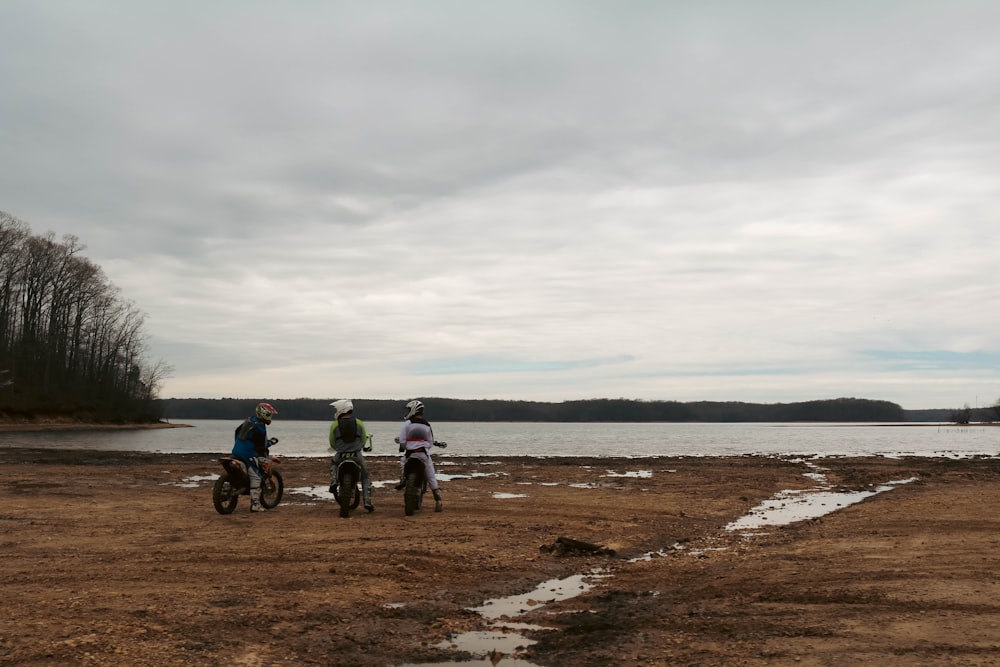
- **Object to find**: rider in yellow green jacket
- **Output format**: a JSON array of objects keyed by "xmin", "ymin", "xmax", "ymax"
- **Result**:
[{"xmin": 329, "ymin": 399, "xmax": 374, "ymax": 512}]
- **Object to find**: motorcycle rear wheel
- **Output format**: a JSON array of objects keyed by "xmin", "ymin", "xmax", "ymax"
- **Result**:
[
  {"xmin": 212, "ymin": 474, "xmax": 239, "ymax": 515},
  {"xmin": 404, "ymin": 471, "xmax": 421, "ymax": 516},
  {"xmin": 338, "ymin": 468, "xmax": 357, "ymax": 518},
  {"xmin": 333, "ymin": 476, "xmax": 362, "ymax": 510},
  {"xmin": 260, "ymin": 470, "xmax": 284, "ymax": 509}
]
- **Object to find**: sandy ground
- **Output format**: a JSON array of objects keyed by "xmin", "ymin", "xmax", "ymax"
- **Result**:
[{"xmin": 3, "ymin": 446, "xmax": 1000, "ymax": 666}]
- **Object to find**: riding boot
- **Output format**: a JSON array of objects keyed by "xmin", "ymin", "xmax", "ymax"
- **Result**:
[
  {"xmin": 433, "ymin": 489, "xmax": 442, "ymax": 513},
  {"xmin": 250, "ymin": 489, "xmax": 264, "ymax": 512},
  {"xmin": 363, "ymin": 486, "xmax": 375, "ymax": 513},
  {"xmin": 394, "ymin": 474, "xmax": 405, "ymax": 491}
]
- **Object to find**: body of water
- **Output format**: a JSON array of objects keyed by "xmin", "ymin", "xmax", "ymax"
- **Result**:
[{"xmin": 0, "ymin": 419, "xmax": 996, "ymax": 458}]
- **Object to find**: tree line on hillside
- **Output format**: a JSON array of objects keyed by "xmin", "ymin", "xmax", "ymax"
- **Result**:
[
  {"xmin": 0, "ymin": 211, "xmax": 168, "ymax": 422},
  {"xmin": 946, "ymin": 402, "xmax": 1000, "ymax": 425},
  {"xmin": 157, "ymin": 396, "xmax": 911, "ymax": 422}
]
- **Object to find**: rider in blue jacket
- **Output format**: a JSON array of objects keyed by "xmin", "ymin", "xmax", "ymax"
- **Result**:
[{"xmin": 232, "ymin": 402, "xmax": 278, "ymax": 512}]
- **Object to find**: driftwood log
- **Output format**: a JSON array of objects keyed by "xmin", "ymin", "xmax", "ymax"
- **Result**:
[{"xmin": 539, "ymin": 536, "xmax": 616, "ymax": 557}]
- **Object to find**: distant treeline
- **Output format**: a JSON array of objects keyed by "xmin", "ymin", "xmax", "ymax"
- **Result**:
[
  {"xmin": 0, "ymin": 212, "xmax": 168, "ymax": 423},
  {"xmin": 158, "ymin": 396, "xmax": 918, "ymax": 423}
]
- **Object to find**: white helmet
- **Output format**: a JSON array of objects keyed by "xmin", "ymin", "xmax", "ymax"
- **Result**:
[
  {"xmin": 404, "ymin": 399, "xmax": 424, "ymax": 419},
  {"xmin": 331, "ymin": 399, "xmax": 354, "ymax": 419}
]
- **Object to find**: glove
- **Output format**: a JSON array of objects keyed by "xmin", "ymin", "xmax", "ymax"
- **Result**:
[
  {"xmin": 267, "ymin": 437, "xmax": 279, "ymax": 445},
  {"xmin": 434, "ymin": 441, "xmax": 448, "ymax": 449}
]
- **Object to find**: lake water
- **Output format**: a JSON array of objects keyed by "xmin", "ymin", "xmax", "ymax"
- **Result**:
[{"xmin": 0, "ymin": 419, "xmax": 996, "ymax": 458}]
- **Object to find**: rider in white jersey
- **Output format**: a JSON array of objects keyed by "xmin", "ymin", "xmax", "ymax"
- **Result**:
[{"xmin": 396, "ymin": 400, "xmax": 443, "ymax": 512}]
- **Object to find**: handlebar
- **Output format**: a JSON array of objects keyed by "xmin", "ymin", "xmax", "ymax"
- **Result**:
[{"xmin": 393, "ymin": 437, "xmax": 448, "ymax": 449}]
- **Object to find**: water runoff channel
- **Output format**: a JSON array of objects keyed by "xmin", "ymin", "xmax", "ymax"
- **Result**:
[{"xmin": 395, "ymin": 459, "xmax": 917, "ymax": 667}]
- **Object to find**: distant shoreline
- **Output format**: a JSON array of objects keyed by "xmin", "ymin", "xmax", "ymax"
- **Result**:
[
  {"xmin": 3, "ymin": 420, "xmax": 991, "ymax": 433},
  {"xmin": 0, "ymin": 421, "xmax": 192, "ymax": 432}
]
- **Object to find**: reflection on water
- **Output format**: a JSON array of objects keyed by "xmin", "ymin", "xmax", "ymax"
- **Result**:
[{"xmin": 1, "ymin": 420, "xmax": 997, "ymax": 458}]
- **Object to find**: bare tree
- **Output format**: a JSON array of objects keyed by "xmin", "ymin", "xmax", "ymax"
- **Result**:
[
  {"xmin": 0, "ymin": 211, "xmax": 167, "ymax": 421},
  {"xmin": 952, "ymin": 404, "xmax": 972, "ymax": 425},
  {"xmin": 0, "ymin": 212, "xmax": 29, "ymax": 362}
]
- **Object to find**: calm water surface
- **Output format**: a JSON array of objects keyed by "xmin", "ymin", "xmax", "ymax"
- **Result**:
[{"xmin": 1, "ymin": 420, "xmax": 996, "ymax": 458}]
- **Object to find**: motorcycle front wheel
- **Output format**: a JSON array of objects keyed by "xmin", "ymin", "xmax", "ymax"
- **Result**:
[
  {"xmin": 260, "ymin": 470, "xmax": 284, "ymax": 509},
  {"xmin": 212, "ymin": 473, "xmax": 239, "ymax": 515}
]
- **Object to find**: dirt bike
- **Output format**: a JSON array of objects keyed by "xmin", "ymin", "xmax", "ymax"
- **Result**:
[
  {"xmin": 212, "ymin": 438, "xmax": 283, "ymax": 514},
  {"xmin": 332, "ymin": 451, "xmax": 363, "ymax": 518},
  {"xmin": 332, "ymin": 434, "xmax": 373, "ymax": 518},
  {"xmin": 401, "ymin": 440, "xmax": 447, "ymax": 516}
]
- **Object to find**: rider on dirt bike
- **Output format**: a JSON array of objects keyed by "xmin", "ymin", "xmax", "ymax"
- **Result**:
[
  {"xmin": 232, "ymin": 402, "xmax": 279, "ymax": 512},
  {"xmin": 329, "ymin": 399, "xmax": 374, "ymax": 512},
  {"xmin": 395, "ymin": 400, "xmax": 444, "ymax": 512}
]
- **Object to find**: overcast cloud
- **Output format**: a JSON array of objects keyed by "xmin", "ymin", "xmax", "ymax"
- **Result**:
[{"xmin": 2, "ymin": 1, "xmax": 998, "ymax": 410}]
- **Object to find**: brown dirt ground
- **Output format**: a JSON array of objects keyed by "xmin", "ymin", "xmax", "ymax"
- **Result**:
[{"xmin": 3, "ymin": 446, "xmax": 1000, "ymax": 666}]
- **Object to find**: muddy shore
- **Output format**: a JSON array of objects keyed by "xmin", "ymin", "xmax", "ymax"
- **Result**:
[{"xmin": 4, "ymin": 447, "xmax": 1000, "ymax": 666}]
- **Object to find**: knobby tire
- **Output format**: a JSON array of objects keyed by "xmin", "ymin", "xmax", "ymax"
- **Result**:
[
  {"xmin": 260, "ymin": 470, "xmax": 284, "ymax": 509},
  {"xmin": 404, "ymin": 471, "xmax": 420, "ymax": 516},
  {"xmin": 339, "ymin": 468, "xmax": 357, "ymax": 518},
  {"xmin": 212, "ymin": 474, "xmax": 239, "ymax": 515}
]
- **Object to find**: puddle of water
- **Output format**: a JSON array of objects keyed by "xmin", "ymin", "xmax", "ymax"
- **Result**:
[
  {"xmin": 437, "ymin": 472, "xmax": 502, "ymax": 481},
  {"xmin": 405, "ymin": 571, "xmax": 607, "ymax": 666},
  {"xmin": 400, "ymin": 656, "xmax": 540, "ymax": 667},
  {"xmin": 492, "ymin": 492, "xmax": 528, "ymax": 499},
  {"xmin": 437, "ymin": 460, "xmax": 504, "ymax": 466},
  {"xmin": 628, "ymin": 542, "xmax": 689, "ymax": 562},
  {"xmin": 725, "ymin": 477, "xmax": 917, "ymax": 532},
  {"xmin": 603, "ymin": 470, "xmax": 652, "ymax": 478},
  {"xmin": 287, "ymin": 485, "xmax": 334, "ymax": 500},
  {"xmin": 470, "ymin": 571, "xmax": 607, "ymax": 622},
  {"xmin": 169, "ymin": 474, "xmax": 217, "ymax": 488},
  {"xmin": 438, "ymin": 630, "xmax": 537, "ymax": 654}
]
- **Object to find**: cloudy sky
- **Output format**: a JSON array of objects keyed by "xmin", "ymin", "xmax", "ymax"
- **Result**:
[{"xmin": 2, "ymin": 2, "xmax": 998, "ymax": 410}]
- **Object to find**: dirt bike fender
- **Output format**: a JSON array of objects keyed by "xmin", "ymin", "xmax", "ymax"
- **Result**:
[
  {"xmin": 403, "ymin": 457, "xmax": 425, "ymax": 476},
  {"xmin": 220, "ymin": 458, "xmax": 250, "ymax": 485},
  {"xmin": 338, "ymin": 458, "xmax": 361, "ymax": 478},
  {"xmin": 220, "ymin": 457, "xmax": 247, "ymax": 474}
]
